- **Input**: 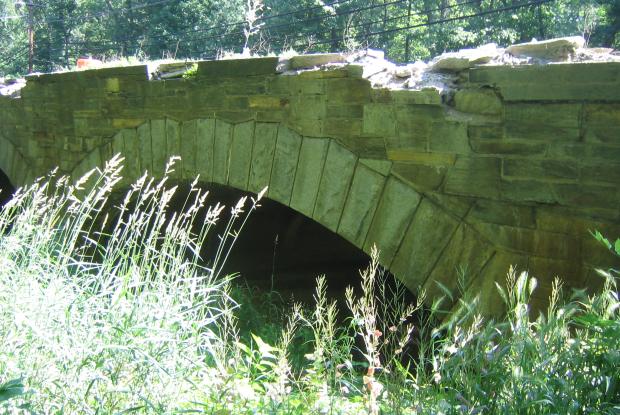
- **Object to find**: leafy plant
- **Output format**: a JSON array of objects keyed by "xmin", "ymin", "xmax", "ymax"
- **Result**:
[{"xmin": 0, "ymin": 378, "xmax": 25, "ymax": 404}]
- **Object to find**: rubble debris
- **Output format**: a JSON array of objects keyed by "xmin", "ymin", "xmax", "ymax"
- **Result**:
[
  {"xmin": 289, "ymin": 53, "xmax": 347, "ymax": 69},
  {"xmin": 149, "ymin": 61, "xmax": 195, "ymax": 79},
  {"xmin": 506, "ymin": 36, "xmax": 585, "ymax": 60},
  {"xmin": 2, "ymin": 36, "xmax": 618, "ymax": 100},
  {"xmin": 0, "ymin": 77, "xmax": 26, "ymax": 98}
]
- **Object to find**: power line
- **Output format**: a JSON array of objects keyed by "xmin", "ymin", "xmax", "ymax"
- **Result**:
[
  {"xmin": 35, "ymin": 0, "xmax": 184, "ymax": 25},
  {"xmin": 289, "ymin": 0, "xmax": 555, "ymax": 49},
  {"xmin": 6, "ymin": 0, "xmax": 558, "ymax": 73},
  {"xmin": 62, "ymin": 0, "xmax": 480, "ymax": 53}
]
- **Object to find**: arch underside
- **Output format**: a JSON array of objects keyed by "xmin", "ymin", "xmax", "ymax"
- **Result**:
[
  {"xmin": 71, "ymin": 117, "xmax": 516, "ymax": 314},
  {"xmin": 0, "ymin": 132, "xmax": 31, "ymax": 189}
]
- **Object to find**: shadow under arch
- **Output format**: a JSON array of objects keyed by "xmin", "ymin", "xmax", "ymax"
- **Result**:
[
  {"xmin": 0, "ymin": 168, "xmax": 15, "ymax": 208},
  {"xmin": 0, "ymin": 134, "xmax": 31, "ymax": 191},
  {"xmin": 71, "ymin": 117, "xmax": 500, "ymax": 313}
]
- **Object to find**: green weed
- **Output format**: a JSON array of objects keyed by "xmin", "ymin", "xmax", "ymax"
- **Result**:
[{"xmin": 0, "ymin": 158, "xmax": 618, "ymax": 414}]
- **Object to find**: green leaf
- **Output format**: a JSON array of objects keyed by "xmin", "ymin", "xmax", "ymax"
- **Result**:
[
  {"xmin": 251, "ymin": 333, "xmax": 275, "ymax": 355},
  {"xmin": 614, "ymin": 239, "xmax": 620, "ymax": 256},
  {"xmin": 0, "ymin": 378, "xmax": 25, "ymax": 403}
]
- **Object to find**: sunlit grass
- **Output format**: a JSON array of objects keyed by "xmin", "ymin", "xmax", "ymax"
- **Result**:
[{"xmin": 0, "ymin": 158, "xmax": 618, "ymax": 414}]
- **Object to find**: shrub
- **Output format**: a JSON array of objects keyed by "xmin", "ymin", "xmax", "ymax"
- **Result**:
[{"xmin": 0, "ymin": 158, "xmax": 618, "ymax": 414}]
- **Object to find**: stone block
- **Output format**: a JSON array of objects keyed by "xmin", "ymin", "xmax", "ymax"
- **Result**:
[
  {"xmin": 469, "ymin": 63, "xmax": 620, "ymax": 86},
  {"xmin": 364, "ymin": 177, "xmax": 421, "ymax": 265},
  {"xmin": 454, "ymin": 88, "xmax": 502, "ymax": 115},
  {"xmin": 429, "ymin": 121, "xmax": 470, "ymax": 154},
  {"xmin": 391, "ymin": 199, "xmax": 460, "ymax": 291},
  {"xmin": 324, "ymin": 118, "xmax": 362, "ymax": 138},
  {"xmin": 288, "ymin": 118, "xmax": 324, "ymax": 137},
  {"xmin": 313, "ymin": 141, "xmax": 357, "ymax": 232},
  {"xmin": 588, "ymin": 144, "xmax": 620, "ymax": 162},
  {"xmin": 423, "ymin": 223, "xmax": 495, "ymax": 302},
  {"xmin": 338, "ymin": 164, "xmax": 386, "ymax": 248},
  {"xmin": 228, "ymin": 121, "xmax": 255, "ymax": 190},
  {"xmin": 337, "ymin": 137, "xmax": 386, "ymax": 158},
  {"xmin": 469, "ymin": 199, "xmax": 536, "ymax": 229},
  {"xmin": 552, "ymin": 183, "xmax": 618, "ymax": 210},
  {"xmin": 391, "ymin": 89, "xmax": 441, "ymax": 106},
  {"xmin": 137, "ymin": 121, "xmax": 153, "ymax": 175},
  {"xmin": 506, "ymin": 37, "xmax": 585, "ymax": 60},
  {"xmin": 289, "ymin": 53, "xmax": 346, "ymax": 69},
  {"xmin": 584, "ymin": 127, "xmax": 620, "ymax": 144},
  {"xmin": 299, "ymin": 67, "xmax": 360, "ymax": 79},
  {"xmin": 504, "ymin": 122, "xmax": 580, "ymax": 142},
  {"xmin": 363, "ymin": 104, "xmax": 396, "ymax": 136},
  {"xmin": 472, "ymin": 251, "xmax": 529, "ymax": 316},
  {"xmin": 546, "ymin": 142, "xmax": 584, "ymax": 160},
  {"xmin": 467, "ymin": 124, "xmax": 504, "ymax": 140},
  {"xmin": 502, "ymin": 159, "xmax": 578, "ymax": 180},
  {"xmin": 580, "ymin": 163, "xmax": 620, "ymax": 185},
  {"xmin": 290, "ymin": 137, "xmax": 329, "ymax": 217},
  {"xmin": 389, "ymin": 131, "xmax": 428, "ymax": 154},
  {"xmin": 392, "ymin": 162, "xmax": 447, "ymax": 191},
  {"xmin": 215, "ymin": 111, "xmax": 255, "ymax": 124},
  {"xmin": 444, "ymin": 157, "xmax": 501, "ymax": 199},
  {"xmin": 165, "ymin": 119, "xmax": 182, "ymax": 179},
  {"xmin": 197, "ymin": 57, "xmax": 279, "ymax": 78},
  {"xmin": 224, "ymin": 96, "xmax": 250, "ymax": 111},
  {"xmin": 269, "ymin": 126, "xmax": 302, "ymax": 205},
  {"xmin": 505, "ymin": 103, "xmax": 581, "ymax": 129},
  {"xmin": 212, "ymin": 120, "xmax": 233, "ymax": 185},
  {"xmin": 105, "ymin": 78, "xmax": 120, "ymax": 93},
  {"xmin": 474, "ymin": 222, "xmax": 579, "ymax": 259},
  {"xmin": 266, "ymin": 76, "xmax": 292, "ymax": 94},
  {"xmin": 387, "ymin": 150, "xmax": 456, "ymax": 165},
  {"xmin": 326, "ymin": 104, "xmax": 364, "ymax": 119},
  {"xmin": 249, "ymin": 96, "xmax": 287, "ymax": 110},
  {"xmin": 112, "ymin": 118, "xmax": 145, "ymax": 129},
  {"xmin": 528, "ymin": 256, "xmax": 583, "ymax": 288},
  {"xmin": 196, "ymin": 118, "xmax": 216, "ymax": 182},
  {"xmin": 121, "ymin": 128, "xmax": 140, "ymax": 182},
  {"xmin": 180, "ymin": 120, "xmax": 198, "ymax": 179},
  {"xmin": 287, "ymin": 78, "xmax": 326, "ymax": 95},
  {"xmin": 470, "ymin": 139, "xmax": 547, "ymax": 156},
  {"xmin": 221, "ymin": 79, "xmax": 267, "ymax": 95},
  {"xmin": 359, "ymin": 158, "xmax": 392, "ymax": 176},
  {"xmin": 534, "ymin": 207, "xmax": 597, "ymax": 235},
  {"xmin": 290, "ymin": 95, "xmax": 326, "ymax": 119},
  {"xmin": 256, "ymin": 110, "xmax": 287, "ymax": 123},
  {"xmin": 326, "ymin": 79, "xmax": 371, "ymax": 103},
  {"xmin": 500, "ymin": 178, "xmax": 556, "ymax": 204},
  {"xmin": 499, "ymin": 82, "xmax": 620, "ymax": 102},
  {"xmin": 248, "ymin": 122, "xmax": 278, "ymax": 194}
]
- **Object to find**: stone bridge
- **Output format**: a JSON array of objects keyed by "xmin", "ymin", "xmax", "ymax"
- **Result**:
[{"xmin": 1, "ymin": 56, "xmax": 619, "ymax": 313}]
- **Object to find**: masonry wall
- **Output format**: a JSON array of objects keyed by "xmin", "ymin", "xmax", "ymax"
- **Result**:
[{"xmin": 1, "ymin": 57, "xmax": 619, "ymax": 313}]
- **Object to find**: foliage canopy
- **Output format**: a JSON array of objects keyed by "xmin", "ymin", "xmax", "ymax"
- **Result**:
[{"xmin": 1, "ymin": 0, "xmax": 619, "ymax": 76}]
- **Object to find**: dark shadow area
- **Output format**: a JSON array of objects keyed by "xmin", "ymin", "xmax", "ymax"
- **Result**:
[
  {"xmin": 177, "ymin": 182, "xmax": 376, "ymax": 304},
  {"xmin": 0, "ymin": 169, "xmax": 15, "ymax": 208},
  {"xmin": 95, "ymin": 179, "xmax": 428, "ymax": 367},
  {"xmin": 143, "ymin": 181, "xmax": 417, "ymax": 309}
]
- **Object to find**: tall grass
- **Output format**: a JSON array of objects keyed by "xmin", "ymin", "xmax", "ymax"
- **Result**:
[{"xmin": 0, "ymin": 158, "xmax": 619, "ymax": 414}]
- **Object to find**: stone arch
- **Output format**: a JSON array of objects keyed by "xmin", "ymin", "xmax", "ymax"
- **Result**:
[
  {"xmin": 0, "ymin": 134, "xmax": 31, "ymax": 190},
  {"xmin": 71, "ymin": 118, "xmax": 506, "ymax": 313}
]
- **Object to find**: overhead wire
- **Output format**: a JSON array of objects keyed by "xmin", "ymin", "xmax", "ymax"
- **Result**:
[
  {"xmin": 5, "ymin": 0, "xmax": 557, "ymax": 73},
  {"xmin": 268, "ymin": 0, "xmax": 555, "ymax": 50},
  {"xmin": 60, "ymin": 0, "xmax": 488, "ymax": 53}
]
